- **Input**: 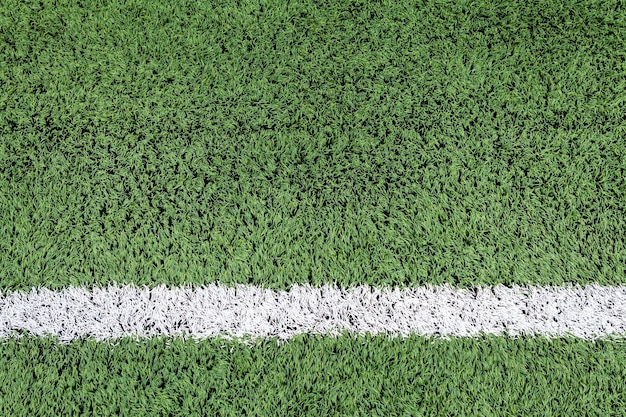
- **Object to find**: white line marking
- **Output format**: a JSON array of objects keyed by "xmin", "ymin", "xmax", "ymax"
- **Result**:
[{"xmin": 1, "ymin": 283, "xmax": 625, "ymax": 344}]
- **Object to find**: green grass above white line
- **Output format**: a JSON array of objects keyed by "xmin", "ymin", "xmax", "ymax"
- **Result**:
[{"xmin": 2, "ymin": 282, "xmax": 625, "ymax": 346}]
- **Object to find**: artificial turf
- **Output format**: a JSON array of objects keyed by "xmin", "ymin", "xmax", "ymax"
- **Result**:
[
  {"xmin": 2, "ymin": 334, "xmax": 626, "ymax": 416},
  {"xmin": 1, "ymin": 0, "xmax": 626, "ymax": 415},
  {"xmin": 1, "ymin": 0, "xmax": 624, "ymax": 293}
]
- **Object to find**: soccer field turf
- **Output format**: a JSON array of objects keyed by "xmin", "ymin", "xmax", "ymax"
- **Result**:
[{"xmin": 1, "ymin": 0, "xmax": 625, "ymax": 415}]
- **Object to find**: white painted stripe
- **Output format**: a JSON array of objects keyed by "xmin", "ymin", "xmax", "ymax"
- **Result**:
[{"xmin": 1, "ymin": 283, "xmax": 626, "ymax": 344}]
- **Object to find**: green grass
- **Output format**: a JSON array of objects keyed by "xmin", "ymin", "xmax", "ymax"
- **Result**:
[
  {"xmin": 1, "ymin": 0, "xmax": 625, "ymax": 292},
  {"xmin": 2, "ymin": 334, "xmax": 626, "ymax": 416},
  {"xmin": 1, "ymin": 0, "xmax": 626, "ymax": 415}
]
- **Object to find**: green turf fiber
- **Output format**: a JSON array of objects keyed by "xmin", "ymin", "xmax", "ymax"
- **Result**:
[
  {"xmin": 1, "ymin": 0, "xmax": 626, "ymax": 414},
  {"xmin": 1, "ymin": 0, "xmax": 625, "ymax": 292},
  {"xmin": 1, "ymin": 334, "xmax": 626, "ymax": 416}
]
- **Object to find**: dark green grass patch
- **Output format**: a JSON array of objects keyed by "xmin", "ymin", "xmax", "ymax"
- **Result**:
[
  {"xmin": 1, "ymin": 0, "xmax": 625, "ymax": 292},
  {"xmin": 1, "ymin": 334, "xmax": 625, "ymax": 416}
]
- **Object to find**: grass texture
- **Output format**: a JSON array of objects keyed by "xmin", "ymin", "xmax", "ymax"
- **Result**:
[
  {"xmin": 1, "ymin": 0, "xmax": 625, "ymax": 292},
  {"xmin": 1, "ymin": 0, "xmax": 626, "ymax": 415},
  {"xmin": 2, "ymin": 334, "xmax": 626, "ymax": 416}
]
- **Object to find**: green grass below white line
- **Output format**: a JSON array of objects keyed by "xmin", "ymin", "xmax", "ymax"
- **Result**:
[
  {"xmin": 2, "ymin": 282, "xmax": 626, "ymax": 345},
  {"xmin": 2, "ymin": 333, "xmax": 626, "ymax": 416}
]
